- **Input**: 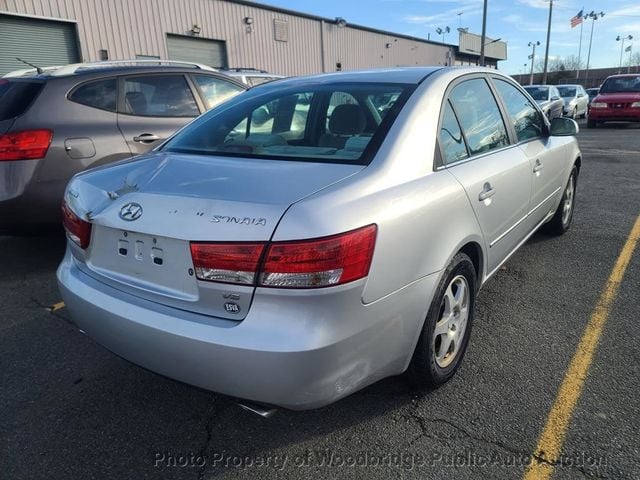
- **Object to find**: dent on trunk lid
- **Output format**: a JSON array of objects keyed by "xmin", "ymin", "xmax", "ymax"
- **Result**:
[{"xmin": 67, "ymin": 153, "xmax": 364, "ymax": 241}]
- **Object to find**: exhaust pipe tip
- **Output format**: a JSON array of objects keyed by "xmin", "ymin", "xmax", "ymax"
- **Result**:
[{"xmin": 237, "ymin": 400, "xmax": 278, "ymax": 418}]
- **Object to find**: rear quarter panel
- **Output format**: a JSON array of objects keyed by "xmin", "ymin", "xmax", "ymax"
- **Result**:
[{"xmin": 273, "ymin": 70, "xmax": 485, "ymax": 304}]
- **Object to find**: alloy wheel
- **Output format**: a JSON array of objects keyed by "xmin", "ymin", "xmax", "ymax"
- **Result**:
[
  {"xmin": 562, "ymin": 173, "xmax": 575, "ymax": 226},
  {"xmin": 433, "ymin": 275, "xmax": 470, "ymax": 368}
]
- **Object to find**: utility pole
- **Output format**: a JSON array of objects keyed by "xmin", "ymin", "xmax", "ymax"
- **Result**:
[
  {"xmin": 585, "ymin": 11, "xmax": 605, "ymax": 85},
  {"xmin": 542, "ymin": 0, "xmax": 553, "ymax": 84},
  {"xmin": 480, "ymin": 0, "xmax": 487, "ymax": 67}
]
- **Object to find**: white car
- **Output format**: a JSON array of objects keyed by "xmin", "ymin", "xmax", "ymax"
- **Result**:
[{"xmin": 557, "ymin": 84, "xmax": 589, "ymax": 119}]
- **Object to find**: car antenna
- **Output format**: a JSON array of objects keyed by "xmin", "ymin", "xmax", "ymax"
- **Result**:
[{"xmin": 15, "ymin": 57, "xmax": 44, "ymax": 74}]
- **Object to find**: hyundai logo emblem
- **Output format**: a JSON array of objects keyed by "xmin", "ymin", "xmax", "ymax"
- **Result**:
[{"xmin": 119, "ymin": 202, "xmax": 143, "ymax": 221}]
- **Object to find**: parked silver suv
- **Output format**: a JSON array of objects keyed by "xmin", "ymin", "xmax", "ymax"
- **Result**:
[
  {"xmin": 0, "ymin": 61, "xmax": 245, "ymax": 231},
  {"xmin": 221, "ymin": 68, "xmax": 284, "ymax": 86}
]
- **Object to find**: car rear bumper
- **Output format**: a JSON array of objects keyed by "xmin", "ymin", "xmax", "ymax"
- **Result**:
[{"xmin": 57, "ymin": 248, "xmax": 438, "ymax": 410}]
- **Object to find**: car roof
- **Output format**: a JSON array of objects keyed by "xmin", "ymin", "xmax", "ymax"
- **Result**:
[
  {"xmin": 604, "ymin": 73, "xmax": 640, "ymax": 78},
  {"xmin": 3, "ymin": 60, "xmax": 220, "ymax": 79},
  {"xmin": 252, "ymin": 67, "xmax": 445, "ymax": 88},
  {"xmin": 525, "ymin": 85, "xmax": 551, "ymax": 88}
]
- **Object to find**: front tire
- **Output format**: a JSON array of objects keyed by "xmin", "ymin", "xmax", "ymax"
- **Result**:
[
  {"xmin": 545, "ymin": 166, "xmax": 577, "ymax": 236},
  {"xmin": 408, "ymin": 252, "xmax": 476, "ymax": 388}
]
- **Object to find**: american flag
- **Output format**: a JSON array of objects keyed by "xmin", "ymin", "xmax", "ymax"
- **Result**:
[{"xmin": 570, "ymin": 9, "xmax": 584, "ymax": 28}]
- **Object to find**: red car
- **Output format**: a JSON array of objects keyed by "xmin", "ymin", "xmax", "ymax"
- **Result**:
[{"xmin": 588, "ymin": 74, "xmax": 640, "ymax": 128}]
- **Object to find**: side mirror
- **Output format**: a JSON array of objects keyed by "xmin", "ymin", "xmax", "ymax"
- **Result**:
[
  {"xmin": 550, "ymin": 117, "xmax": 579, "ymax": 136},
  {"xmin": 577, "ymin": 93, "xmax": 585, "ymax": 98},
  {"xmin": 551, "ymin": 95, "xmax": 561, "ymax": 101}
]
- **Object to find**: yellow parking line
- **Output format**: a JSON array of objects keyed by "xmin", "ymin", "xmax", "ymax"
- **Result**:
[
  {"xmin": 524, "ymin": 214, "xmax": 640, "ymax": 480},
  {"xmin": 49, "ymin": 301, "xmax": 66, "ymax": 312}
]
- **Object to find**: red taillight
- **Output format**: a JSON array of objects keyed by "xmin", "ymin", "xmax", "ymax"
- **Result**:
[
  {"xmin": 190, "ymin": 242, "xmax": 265, "ymax": 285},
  {"xmin": 189, "ymin": 224, "xmax": 377, "ymax": 289},
  {"xmin": 61, "ymin": 201, "xmax": 92, "ymax": 249},
  {"xmin": 0, "ymin": 129, "xmax": 52, "ymax": 161},
  {"xmin": 261, "ymin": 225, "xmax": 377, "ymax": 288}
]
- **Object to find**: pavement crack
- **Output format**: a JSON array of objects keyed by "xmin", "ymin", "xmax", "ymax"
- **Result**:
[
  {"xmin": 405, "ymin": 405, "xmax": 612, "ymax": 479},
  {"xmin": 196, "ymin": 398, "xmax": 227, "ymax": 480}
]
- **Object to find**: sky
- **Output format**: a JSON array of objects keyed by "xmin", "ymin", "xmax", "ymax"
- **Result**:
[{"xmin": 257, "ymin": 0, "xmax": 640, "ymax": 74}]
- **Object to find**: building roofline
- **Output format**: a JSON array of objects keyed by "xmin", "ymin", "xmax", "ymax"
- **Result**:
[{"xmin": 226, "ymin": 0, "xmax": 456, "ymax": 48}]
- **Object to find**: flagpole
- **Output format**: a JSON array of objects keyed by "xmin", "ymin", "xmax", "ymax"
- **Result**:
[{"xmin": 576, "ymin": 10, "xmax": 584, "ymax": 79}]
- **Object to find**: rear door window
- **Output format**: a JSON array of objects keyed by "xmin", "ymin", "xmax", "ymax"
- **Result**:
[
  {"xmin": 439, "ymin": 101, "xmax": 468, "ymax": 165},
  {"xmin": 448, "ymin": 78, "xmax": 510, "ymax": 156},
  {"xmin": 192, "ymin": 74, "xmax": 244, "ymax": 109},
  {"xmin": 69, "ymin": 78, "xmax": 117, "ymax": 112},
  {"xmin": 0, "ymin": 79, "xmax": 44, "ymax": 121},
  {"xmin": 122, "ymin": 75, "xmax": 199, "ymax": 117}
]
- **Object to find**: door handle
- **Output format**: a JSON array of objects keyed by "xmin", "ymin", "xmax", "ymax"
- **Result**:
[
  {"xmin": 478, "ymin": 182, "xmax": 496, "ymax": 201},
  {"xmin": 533, "ymin": 159, "xmax": 544, "ymax": 173},
  {"xmin": 133, "ymin": 133, "xmax": 160, "ymax": 143}
]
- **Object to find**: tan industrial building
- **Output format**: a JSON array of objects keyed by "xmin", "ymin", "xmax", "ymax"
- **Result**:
[{"xmin": 0, "ymin": 0, "xmax": 506, "ymax": 76}]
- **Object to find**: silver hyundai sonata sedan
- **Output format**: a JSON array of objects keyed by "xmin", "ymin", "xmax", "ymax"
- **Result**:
[{"xmin": 57, "ymin": 67, "xmax": 581, "ymax": 410}]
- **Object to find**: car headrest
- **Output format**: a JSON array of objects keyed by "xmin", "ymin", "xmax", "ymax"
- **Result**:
[
  {"xmin": 328, "ymin": 104, "xmax": 366, "ymax": 135},
  {"xmin": 125, "ymin": 91, "xmax": 147, "ymax": 115}
]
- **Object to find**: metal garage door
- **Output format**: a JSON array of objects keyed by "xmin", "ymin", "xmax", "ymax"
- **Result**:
[
  {"xmin": 166, "ymin": 34, "xmax": 228, "ymax": 69},
  {"xmin": 0, "ymin": 15, "xmax": 80, "ymax": 76}
]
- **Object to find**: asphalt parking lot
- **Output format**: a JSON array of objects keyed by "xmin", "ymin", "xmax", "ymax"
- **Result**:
[{"xmin": 2, "ymin": 121, "xmax": 639, "ymax": 480}]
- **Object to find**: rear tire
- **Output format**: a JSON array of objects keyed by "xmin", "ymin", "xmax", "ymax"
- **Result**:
[
  {"xmin": 544, "ymin": 166, "xmax": 577, "ymax": 236},
  {"xmin": 408, "ymin": 252, "xmax": 476, "ymax": 388},
  {"xmin": 587, "ymin": 118, "xmax": 597, "ymax": 128}
]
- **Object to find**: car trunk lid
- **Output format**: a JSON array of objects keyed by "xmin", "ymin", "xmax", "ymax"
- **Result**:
[{"xmin": 68, "ymin": 152, "xmax": 363, "ymax": 319}]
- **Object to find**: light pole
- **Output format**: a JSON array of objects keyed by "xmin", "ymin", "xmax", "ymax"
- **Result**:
[
  {"xmin": 528, "ymin": 41, "xmax": 540, "ymax": 85},
  {"xmin": 436, "ymin": 26, "xmax": 450, "ymax": 43},
  {"xmin": 617, "ymin": 35, "xmax": 633, "ymax": 71},
  {"xmin": 542, "ymin": 0, "xmax": 553, "ymax": 85},
  {"xmin": 480, "ymin": 0, "xmax": 488, "ymax": 67},
  {"xmin": 584, "ymin": 11, "xmax": 605, "ymax": 85},
  {"xmin": 629, "ymin": 44, "xmax": 634, "ymax": 74}
]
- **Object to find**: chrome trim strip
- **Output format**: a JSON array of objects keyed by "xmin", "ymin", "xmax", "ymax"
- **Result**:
[
  {"xmin": 489, "ymin": 213, "xmax": 529, "ymax": 248},
  {"xmin": 528, "ymin": 186, "xmax": 562, "ymax": 217},
  {"xmin": 489, "ymin": 186, "xmax": 561, "ymax": 248},
  {"xmin": 485, "ymin": 209, "xmax": 555, "ymax": 281}
]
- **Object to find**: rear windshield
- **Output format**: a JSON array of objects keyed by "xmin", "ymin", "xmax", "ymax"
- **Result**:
[
  {"xmin": 161, "ymin": 82, "xmax": 414, "ymax": 165},
  {"xmin": 524, "ymin": 87, "xmax": 549, "ymax": 101},
  {"xmin": 600, "ymin": 76, "xmax": 640, "ymax": 93},
  {"xmin": 557, "ymin": 86, "xmax": 576, "ymax": 97},
  {"xmin": 0, "ymin": 79, "xmax": 44, "ymax": 121}
]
